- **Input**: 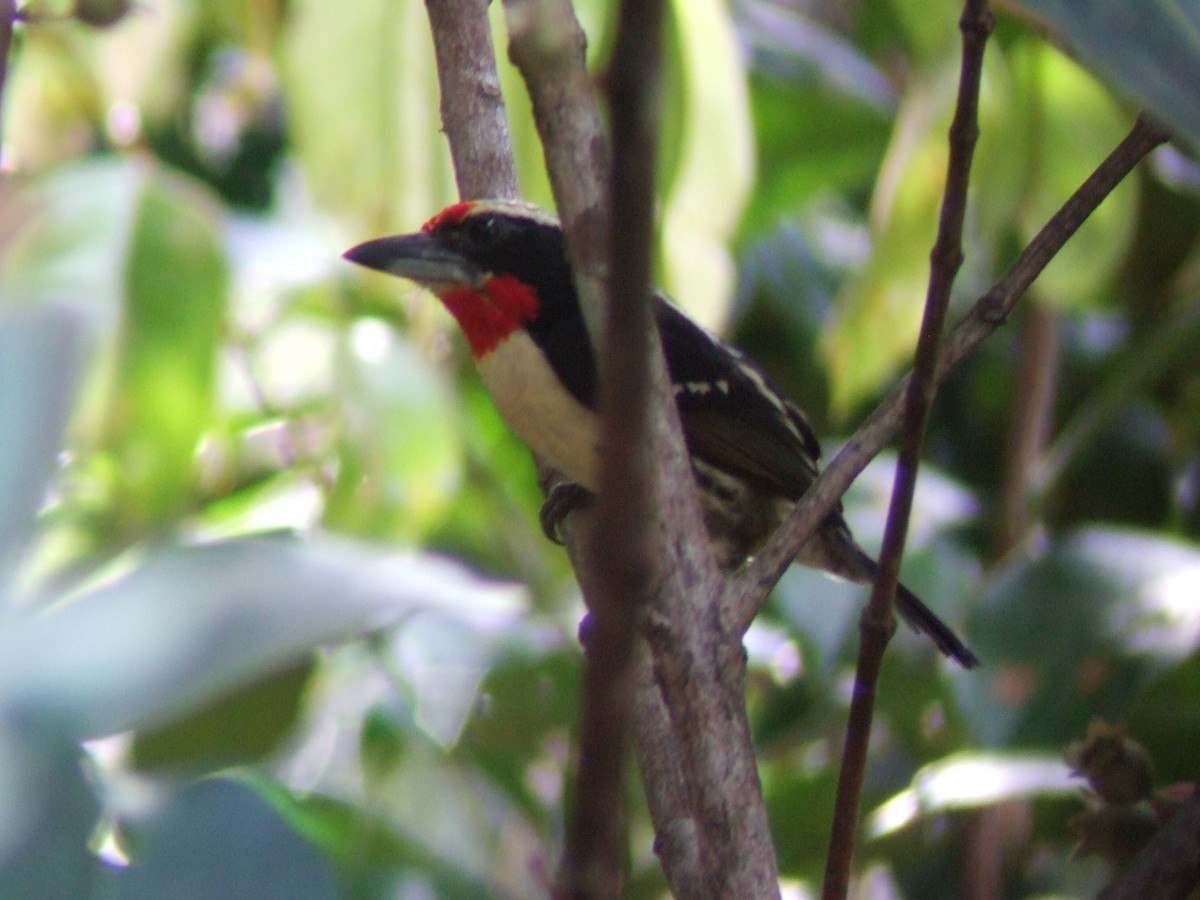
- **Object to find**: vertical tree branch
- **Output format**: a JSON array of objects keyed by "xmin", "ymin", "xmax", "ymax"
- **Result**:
[
  {"xmin": 822, "ymin": 2, "xmax": 993, "ymax": 896},
  {"xmin": 0, "ymin": 0, "xmax": 14, "ymax": 133},
  {"xmin": 504, "ymin": 0, "xmax": 609, "ymax": 341},
  {"xmin": 505, "ymin": 2, "xmax": 779, "ymax": 896},
  {"xmin": 424, "ymin": 0, "xmax": 520, "ymax": 201},
  {"xmin": 550, "ymin": 0, "xmax": 669, "ymax": 894}
]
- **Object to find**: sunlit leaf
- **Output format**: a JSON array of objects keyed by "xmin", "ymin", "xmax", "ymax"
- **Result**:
[
  {"xmin": 867, "ymin": 752, "xmax": 1076, "ymax": 837},
  {"xmin": 281, "ymin": 0, "xmax": 458, "ymax": 229},
  {"xmin": 820, "ymin": 71, "xmax": 953, "ymax": 415},
  {"xmin": 660, "ymin": 0, "xmax": 755, "ymax": 329},
  {"xmin": 108, "ymin": 167, "xmax": 228, "ymax": 527},
  {"xmin": 1007, "ymin": 40, "xmax": 1138, "ymax": 308},
  {"xmin": 328, "ymin": 321, "xmax": 462, "ymax": 540}
]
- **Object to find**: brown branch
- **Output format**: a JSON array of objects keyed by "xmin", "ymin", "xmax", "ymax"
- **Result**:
[
  {"xmin": 549, "ymin": 0, "xmax": 670, "ymax": 894},
  {"xmin": 821, "ymin": 4, "xmax": 993, "ymax": 897},
  {"xmin": 504, "ymin": 0, "xmax": 609, "ymax": 340},
  {"xmin": 0, "ymin": 0, "xmax": 14, "ymax": 134},
  {"xmin": 424, "ymin": 0, "xmax": 520, "ymax": 201},
  {"xmin": 505, "ymin": 1, "xmax": 778, "ymax": 897},
  {"xmin": 995, "ymin": 300, "xmax": 1059, "ymax": 557},
  {"xmin": 1097, "ymin": 792, "xmax": 1200, "ymax": 900},
  {"xmin": 729, "ymin": 113, "xmax": 1171, "ymax": 635}
]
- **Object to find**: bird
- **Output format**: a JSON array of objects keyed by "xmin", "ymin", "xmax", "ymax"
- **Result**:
[{"xmin": 344, "ymin": 199, "xmax": 977, "ymax": 668}]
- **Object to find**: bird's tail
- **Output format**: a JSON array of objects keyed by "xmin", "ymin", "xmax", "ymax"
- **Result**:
[
  {"xmin": 810, "ymin": 521, "xmax": 979, "ymax": 668},
  {"xmin": 892, "ymin": 578, "xmax": 978, "ymax": 669}
]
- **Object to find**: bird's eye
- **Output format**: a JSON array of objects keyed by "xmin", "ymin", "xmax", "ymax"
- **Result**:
[{"xmin": 470, "ymin": 215, "xmax": 496, "ymax": 238}]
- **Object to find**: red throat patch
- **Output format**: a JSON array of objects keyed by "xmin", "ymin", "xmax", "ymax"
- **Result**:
[{"xmin": 437, "ymin": 275, "xmax": 541, "ymax": 358}]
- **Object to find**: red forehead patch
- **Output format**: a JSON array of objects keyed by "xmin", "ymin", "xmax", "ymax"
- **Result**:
[{"xmin": 422, "ymin": 201, "xmax": 475, "ymax": 232}]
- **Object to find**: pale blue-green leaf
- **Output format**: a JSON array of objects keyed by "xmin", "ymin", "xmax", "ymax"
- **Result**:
[
  {"xmin": 0, "ymin": 308, "xmax": 87, "ymax": 576},
  {"xmin": 0, "ymin": 158, "xmax": 140, "ymax": 330},
  {"xmin": 1011, "ymin": 0, "xmax": 1200, "ymax": 150},
  {"xmin": 371, "ymin": 746, "xmax": 545, "ymax": 895},
  {"xmin": 102, "ymin": 778, "xmax": 337, "ymax": 900},
  {"xmin": 0, "ymin": 537, "xmax": 525, "ymax": 738},
  {"xmin": 388, "ymin": 614, "xmax": 497, "ymax": 748},
  {"xmin": 0, "ymin": 717, "xmax": 100, "ymax": 899}
]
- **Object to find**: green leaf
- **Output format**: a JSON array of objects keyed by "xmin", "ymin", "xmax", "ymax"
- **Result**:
[
  {"xmin": 1126, "ymin": 649, "xmax": 1200, "ymax": 783},
  {"xmin": 0, "ymin": 158, "xmax": 140, "ymax": 328},
  {"xmin": 1009, "ymin": 0, "xmax": 1200, "ymax": 150},
  {"xmin": 957, "ymin": 528, "xmax": 1200, "ymax": 747},
  {"xmin": 109, "ymin": 169, "xmax": 228, "ymax": 526},
  {"xmin": 328, "ymin": 322, "xmax": 462, "ymax": 540},
  {"xmin": 131, "ymin": 658, "xmax": 316, "ymax": 773},
  {"xmin": 1006, "ymin": 39, "xmax": 1138, "ymax": 308},
  {"xmin": 821, "ymin": 71, "xmax": 953, "ymax": 414},
  {"xmin": 743, "ymin": 75, "xmax": 892, "ymax": 237}
]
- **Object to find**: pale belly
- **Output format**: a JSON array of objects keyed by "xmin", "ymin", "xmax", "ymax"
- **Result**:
[{"xmin": 475, "ymin": 331, "xmax": 602, "ymax": 491}]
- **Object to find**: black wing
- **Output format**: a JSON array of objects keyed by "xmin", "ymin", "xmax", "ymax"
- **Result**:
[{"xmin": 655, "ymin": 298, "xmax": 823, "ymax": 501}]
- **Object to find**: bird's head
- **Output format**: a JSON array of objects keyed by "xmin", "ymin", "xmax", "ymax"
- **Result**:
[{"xmin": 343, "ymin": 200, "xmax": 575, "ymax": 358}]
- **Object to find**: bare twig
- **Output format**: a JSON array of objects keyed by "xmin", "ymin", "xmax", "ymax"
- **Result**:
[
  {"xmin": 424, "ymin": 0, "xmax": 520, "ymax": 201},
  {"xmin": 821, "ymin": 3, "xmax": 993, "ymax": 897},
  {"xmin": 730, "ymin": 114, "xmax": 1171, "ymax": 635},
  {"xmin": 0, "ymin": 0, "xmax": 14, "ymax": 132}
]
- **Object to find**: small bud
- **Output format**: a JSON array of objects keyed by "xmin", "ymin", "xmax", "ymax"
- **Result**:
[{"xmin": 1065, "ymin": 718, "xmax": 1155, "ymax": 805}]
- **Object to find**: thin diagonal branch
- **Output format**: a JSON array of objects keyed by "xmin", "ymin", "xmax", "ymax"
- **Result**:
[
  {"xmin": 821, "ymin": 3, "xmax": 993, "ymax": 897},
  {"xmin": 729, "ymin": 113, "xmax": 1171, "ymax": 636}
]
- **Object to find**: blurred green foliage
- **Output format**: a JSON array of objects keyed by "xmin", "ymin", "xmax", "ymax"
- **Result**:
[{"xmin": 1, "ymin": 0, "xmax": 1199, "ymax": 897}]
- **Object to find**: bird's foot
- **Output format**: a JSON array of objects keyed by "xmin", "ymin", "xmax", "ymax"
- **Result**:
[{"xmin": 538, "ymin": 480, "xmax": 593, "ymax": 543}]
